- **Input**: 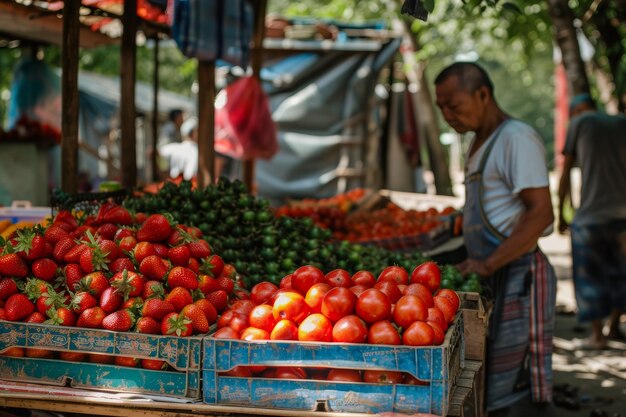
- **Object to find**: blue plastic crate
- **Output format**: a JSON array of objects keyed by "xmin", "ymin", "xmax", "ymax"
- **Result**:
[
  {"xmin": 203, "ymin": 314, "xmax": 464, "ymax": 415},
  {"xmin": 0, "ymin": 321, "xmax": 202, "ymax": 399}
]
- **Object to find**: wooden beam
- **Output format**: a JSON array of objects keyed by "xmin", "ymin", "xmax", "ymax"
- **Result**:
[
  {"xmin": 61, "ymin": 0, "xmax": 80, "ymax": 193},
  {"xmin": 151, "ymin": 38, "xmax": 160, "ymax": 182},
  {"xmin": 120, "ymin": 0, "xmax": 138, "ymax": 189},
  {"xmin": 197, "ymin": 61, "xmax": 215, "ymax": 188}
]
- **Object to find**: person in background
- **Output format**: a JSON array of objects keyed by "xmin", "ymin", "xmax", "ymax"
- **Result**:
[
  {"xmin": 158, "ymin": 109, "xmax": 184, "ymax": 148},
  {"xmin": 434, "ymin": 62, "xmax": 556, "ymax": 417},
  {"xmin": 557, "ymin": 93, "xmax": 626, "ymax": 350},
  {"xmin": 159, "ymin": 116, "xmax": 198, "ymax": 181}
]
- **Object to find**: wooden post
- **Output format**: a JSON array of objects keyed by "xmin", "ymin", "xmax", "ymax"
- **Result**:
[
  {"xmin": 197, "ymin": 61, "xmax": 215, "ymax": 188},
  {"xmin": 121, "ymin": 0, "xmax": 138, "ymax": 189},
  {"xmin": 61, "ymin": 0, "xmax": 80, "ymax": 193},
  {"xmin": 243, "ymin": 0, "xmax": 267, "ymax": 193},
  {"xmin": 151, "ymin": 37, "xmax": 160, "ymax": 182}
]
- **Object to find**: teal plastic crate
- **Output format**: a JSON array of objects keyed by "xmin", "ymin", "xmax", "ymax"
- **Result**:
[
  {"xmin": 203, "ymin": 313, "xmax": 464, "ymax": 415},
  {"xmin": 0, "ymin": 321, "xmax": 202, "ymax": 399}
]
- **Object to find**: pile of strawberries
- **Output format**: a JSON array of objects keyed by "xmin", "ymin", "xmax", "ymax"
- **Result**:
[{"xmin": 0, "ymin": 202, "xmax": 238, "ymax": 368}]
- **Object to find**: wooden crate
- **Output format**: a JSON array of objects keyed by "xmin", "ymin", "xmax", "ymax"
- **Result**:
[{"xmin": 458, "ymin": 292, "xmax": 489, "ymax": 361}]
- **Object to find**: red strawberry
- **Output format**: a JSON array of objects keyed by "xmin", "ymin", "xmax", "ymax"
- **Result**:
[
  {"xmin": 64, "ymin": 243, "xmax": 88, "ymax": 263},
  {"xmin": 188, "ymin": 258, "xmax": 200, "ymax": 274},
  {"xmin": 32, "ymin": 258, "xmax": 58, "ymax": 282},
  {"xmin": 94, "ymin": 201, "xmax": 116, "ymax": 224},
  {"xmin": 153, "ymin": 243, "xmax": 169, "ymax": 258},
  {"xmin": 136, "ymin": 214, "xmax": 172, "ymax": 243},
  {"xmin": 53, "ymin": 210, "xmax": 78, "ymax": 229},
  {"xmin": 122, "ymin": 296, "xmax": 143, "ymax": 311},
  {"xmin": 216, "ymin": 276, "xmax": 234, "ymax": 295},
  {"xmin": 79, "ymin": 247, "xmax": 108, "ymax": 273},
  {"xmin": 77, "ymin": 272, "xmax": 109, "ymax": 298},
  {"xmin": 25, "ymin": 311, "xmax": 46, "ymax": 323},
  {"xmin": 0, "ymin": 308, "xmax": 5, "ymax": 320},
  {"xmin": 98, "ymin": 239, "xmax": 118, "ymax": 262},
  {"xmin": 167, "ymin": 266, "xmax": 198, "ymax": 291},
  {"xmin": 110, "ymin": 257, "xmax": 136, "ymax": 273},
  {"xmin": 77, "ymin": 306, "xmax": 106, "ymax": 328},
  {"xmin": 0, "ymin": 278, "xmax": 18, "ymax": 300},
  {"xmin": 69, "ymin": 291, "xmax": 98, "ymax": 314},
  {"xmin": 198, "ymin": 274, "xmax": 219, "ymax": 295},
  {"xmin": 99, "ymin": 286, "xmax": 123, "ymax": 313},
  {"xmin": 141, "ymin": 298, "xmax": 175, "ymax": 321},
  {"xmin": 184, "ymin": 226, "xmax": 203, "ymax": 239},
  {"xmin": 117, "ymin": 235, "xmax": 137, "ymax": 254},
  {"xmin": 142, "ymin": 280, "xmax": 165, "ymax": 299},
  {"xmin": 141, "ymin": 359, "xmax": 167, "ymax": 370},
  {"xmin": 194, "ymin": 298, "xmax": 218, "ymax": 324},
  {"xmin": 135, "ymin": 316, "xmax": 161, "ymax": 334},
  {"xmin": 5, "ymin": 294, "xmax": 35, "ymax": 321},
  {"xmin": 96, "ymin": 223, "xmax": 119, "ymax": 240},
  {"xmin": 53, "ymin": 237, "xmax": 76, "ymax": 262},
  {"xmin": 63, "ymin": 264, "xmax": 84, "ymax": 292},
  {"xmin": 70, "ymin": 225, "xmax": 97, "ymax": 240},
  {"xmin": 102, "ymin": 206, "xmax": 133, "ymax": 225},
  {"xmin": 102, "ymin": 310, "xmax": 135, "ymax": 332},
  {"xmin": 110, "ymin": 270, "xmax": 145, "ymax": 299},
  {"xmin": 46, "ymin": 306, "xmax": 77, "ymax": 327},
  {"xmin": 205, "ymin": 290, "xmax": 228, "ymax": 313},
  {"xmin": 0, "ymin": 253, "xmax": 29, "ymax": 277},
  {"xmin": 45, "ymin": 241, "xmax": 54, "ymax": 258},
  {"xmin": 114, "ymin": 227, "xmax": 134, "ymax": 241},
  {"xmin": 44, "ymin": 225, "xmax": 71, "ymax": 245},
  {"xmin": 115, "ymin": 356, "xmax": 139, "ymax": 367},
  {"xmin": 133, "ymin": 242, "xmax": 157, "ymax": 263},
  {"xmin": 168, "ymin": 245, "xmax": 190, "ymax": 267},
  {"xmin": 181, "ymin": 304, "xmax": 209, "ymax": 334},
  {"xmin": 201, "ymin": 255, "xmax": 224, "ymax": 277},
  {"xmin": 166, "ymin": 227, "xmax": 186, "ymax": 246},
  {"xmin": 161, "ymin": 312, "xmax": 192, "ymax": 337},
  {"xmin": 187, "ymin": 240, "xmax": 211, "ymax": 259},
  {"xmin": 139, "ymin": 255, "xmax": 169, "ymax": 281},
  {"xmin": 221, "ymin": 264, "xmax": 237, "ymax": 279},
  {"xmin": 134, "ymin": 212, "xmax": 147, "ymax": 224},
  {"xmin": 35, "ymin": 289, "xmax": 65, "ymax": 315},
  {"xmin": 23, "ymin": 278, "xmax": 51, "ymax": 301},
  {"xmin": 164, "ymin": 287, "xmax": 193, "ymax": 312},
  {"xmin": 13, "ymin": 229, "xmax": 47, "ymax": 261},
  {"xmin": 89, "ymin": 353, "xmax": 115, "ymax": 364}
]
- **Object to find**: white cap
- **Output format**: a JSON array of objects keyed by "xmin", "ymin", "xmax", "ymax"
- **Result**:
[{"xmin": 180, "ymin": 117, "xmax": 198, "ymax": 138}]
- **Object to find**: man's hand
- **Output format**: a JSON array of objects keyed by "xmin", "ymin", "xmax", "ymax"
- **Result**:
[
  {"xmin": 456, "ymin": 258, "xmax": 492, "ymax": 277},
  {"xmin": 558, "ymin": 215, "xmax": 569, "ymax": 234}
]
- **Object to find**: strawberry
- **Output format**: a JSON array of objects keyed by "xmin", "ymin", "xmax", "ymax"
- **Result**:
[
  {"xmin": 5, "ymin": 293, "xmax": 35, "ymax": 321},
  {"xmin": 70, "ymin": 225, "xmax": 97, "ymax": 240},
  {"xmin": 77, "ymin": 306, "xmax": 106, "ymax": 328},
  {"xmin": 188, "ymin": 258, "xmax": 200, "ymax": 274},
  {"xmin": 133, "ymin": 242, "xmax": 157, "ymax": 264},
  {"xmin": 96, "ymin": 223, "xmax": 119, "ymax": 240},
  {"xmin": 110, "ymin": 257, "xmax": 136, "ymax": 273},
  {"xmin": 114, "ymin": 227, "xmax": 134, "ymax": 241},
  {"xmin": 153, "ymin": 243, "xmax": 169, "ymax": 258},
  {"xmin": 32, "ymin": 258, "xmax": 58, "ymax": 282},
  {"xmin": 44, "ymin": 225, "xmax": 71, "ymax": 245},
  {"xmin": 168, "ymin": 245, "xmax": 190, "ymax": 267},
  {"xmin": 198, "ymin": 274, "xmax": 219, "ymax": 295},
  {"xmin": 35, "ymin": 288, "xmax": 65, "ymax": 315},
  {"xmin": 167, "ymin": 266, "xmax": 198, "ymax": 291},
  {"xmin": 141, "ymin": 359, "xmax": 167, "ymax": 370},
  {"xmin": 221, "ymin": 264, "xmax": 237, "ymax": 279},
  {"xmin": 187, "ymin": 240, "xmax": 211, "ymax": 259},
  {"xmin": 161, "ymin": 312, "xmax": 192, "ymax": 337},
  {"xmin": 98, "ymin": 239, "xmax": 119, "ymax": 262},
  {"xmin": 200, "ymin": 255, "xmax": 225, "ymax": 278},
  {"xmin": 139, "ymin": 255, "xmax": 169, "ymax": 281},
  {"xmin": 25, "ymin": 311, "xmax": 46, "ymax": 323},
  {"xmin": 164, "ymin": 287, "xmax": 193, "ymax": 312},
  {"xmin": 194, "ymin": 298, "xmax": 218, "ymax": 324},
  {"xmin": 45, "ymin": 241, "xmax": 54, "ymax": 258},
  {"xmin": 0, "ymin": 308, "xmax": 5, "ymax": 320},
  {"xmin": 102, "ymin": 309, "xmax": 135, "ymax": 332},
  {"xmin": 134, "ymin": 212, "xmax": 147, "ymax": 224},
  {"xmin": 110, "ymin": 270, "xmax": 145, "ymax": 299},
  {"xmin": 59, "ymin": 352, "xmax": 88, "ymax": 362},
  {"xmin": 23, "ymin": 278, "xmax": 52, "ymax": 301},
  {"xmin": 79, "ymin": 247, "xmax": 108, "ymax": 273},
  {"xmin": 99, "ymin": 286, "xmax": 123, "ymax": 313},
  {"xmin": 26, "ymin": 348, "xmax": 53, "ymax": 359},
  {"xmin": 136, "ymin": 214, "xmax": 172, "ymax": 243},
  {"xmin": 142, "ymin": 280, "xmax": 165, "ymax": 299},
  {"xmin": 69, "ymin": 291, "xmax": 98, "ymax": 314},
  {"xmin": 13, "ymin": 228, "xmax": 47, "ymax": 261},
  {"xmin": 0, "ymin": 278, "xmax": 18, "ymax": 300},
  {"xmin": 46, "ymin": 306, "xmax": 77, "ymax": 327},
  {"xmin": 141, "ymin": 298, "xmax": 175, "ymax": 320},
  {"xmin": 185, "ymin": 226, "xmax": 203, "ymax": 239},
  {"xmin": 117, "ymin": 235, "xmax": 137, "ymax": 255},
  {"xmin": 205, "ymin": 290, "xmax": 228, "ymax": 313},
  {"xmin": 77, "ymin": 272, "xmax": 109, "ymax": 298},
  {"xmin": 181, "ymin": 304, "xmax": 209, "ymax": 334},
  {"xmin": 89, "ymin": 354, "xmax": 115, "ymax": 364},
  {"xmin": 64, "ymin": 243, "xmax": 88, "ymax": 264},
  {"xmin": 115, "ymin": 356, "xmax": 139, "ymax": 367},
  {"xmin": 63, "ymin": 264, "xmax": 84, "ymax": 292},
  {"xmin": 0, "ymin": 253, "xmax": 29, "ymax": 277},
  {"xmin": 122, "ymin": 296, "xmax": 143, "ymax": 312},
  {"xmin": 135, "ymin": 316, "xmax": 161, "ymax": 334},
  {"xmin": 53, "ymin": 237, "xmax": 76, "ymax": 262},
  {"xmin": 94, "ymin": 201, "xmax": 116, "ymax": 224},
  {"xmin": 53, "ymin": 210, "xmax": 78, "ymax": 229},
  {"xmin": 102, "ymin": 206, "xmax": 133, "ymax": 225},
  {"xmin": 216, "ymin": 276, "xmax": 235, "ymax": 295}
]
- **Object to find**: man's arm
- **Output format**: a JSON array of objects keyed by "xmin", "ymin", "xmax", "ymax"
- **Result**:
[
  {"xmin": 458, "ymin": 186, "xmax": 554, "ymax": 276},
  {"xmin": 557, "ymin": 154, "xmax": 574, "ymax": 233}
]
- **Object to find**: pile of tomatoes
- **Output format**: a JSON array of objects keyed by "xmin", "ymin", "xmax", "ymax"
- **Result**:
[{"xmin": 212, "ymin": 262, "xmax": 460, "ymax": 380}]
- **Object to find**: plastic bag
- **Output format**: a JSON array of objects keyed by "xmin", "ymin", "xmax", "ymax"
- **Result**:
[{"xmin": 214, "ymin": 76, "xmax": 278, "ymax": 160}]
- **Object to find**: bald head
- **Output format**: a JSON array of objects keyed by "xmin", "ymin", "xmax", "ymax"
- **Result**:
[{"xmin": 435, "ymin": 62, "xmax": 494, "ymax": 96}]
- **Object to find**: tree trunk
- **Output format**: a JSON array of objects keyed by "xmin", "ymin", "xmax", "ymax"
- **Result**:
[{"xmin": 547, "ymin": 0, "xmax": 590, "ymax": 96}]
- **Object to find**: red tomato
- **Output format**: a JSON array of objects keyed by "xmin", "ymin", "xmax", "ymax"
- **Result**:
[
  {"xmin": 351, "ymin": 270, "xmax": 376, "ymax": 288},
  {"xmin": 402, "ymin": 321, "xmax": 435, "ymax": 346},
  {"xmin": 260, "ymin": 368, "xmax": 277, "ymax": 378},
  {"xmin": 249, "ymin": 304, "xmax": 277, "ymax": 333},
  {"xmin": 304, "ymin": 282, "xmax": 332, "ymax": 313},
  {"xmin": 291, "ymin": 265, "xmax": 325, "ymax": 295},
  {"xmin": 321, "ymin": 287, "xmax": 357, "ymax": 323},
  {"xmin": 308, "ymin": 369, "xmax": 329, "ymax": 381},
  {"xmin": 230, "ymin": 299, "xmax": 256, "ymax": 317},
  {"xmin": 270, "ymin": 319, "xmax": 299, "ymax": 340},
  {"xmin": 325, "ymin": 269, "xmax": 353, "ymax": 288},
  {"xmin": 356, "ymin": 289, "xmax": 391, "ymax": 324},
  {"xmin": 363, "ymin": 370, "xmax": 403, "ymax": 384},
  {"xmin": 427, "ymin": 307, "xmax": 448, "ymax": 331},
  {"xmin": 272, "ymin": 291, "xmax": 309, "ymax": 324},
  {"xmin": 403, "ymin": 283, "xmax": 434, "ymax": 307},
  {"xmin": 241, "ymin": 326, "xmax": 270, "ymax": 341},
  {"xmin": 377, "ymin": 266, "xmax": 409, "ymax": 285},
  {"xmin": 275, "ymin": 367, "xmax": 307, "ymax": 379},
  {"xmin": 328, "ymin": 369, "xmax": 363, "ymax": 382},
  {"xmin": 332, "ymin": 315, "xmax": 368, "ymax": 343},
  {"xmin": 433, "ymin": 296, "xmax": 457, "ymax": 324},
  {"xmin": 373, "ymin": 281, "xmax": 402, "ymax": 304},
  {"xmin": 251, "ymin": 282, "xmax": 279, "ymax": 305},
  {"xmin": 114, "ymin": 356, "xmax": 139, "ymax": 367},
  {"xmin": 434, "ymin": 288, "xmax": 461, "ymax": 312},
  {"xmin": 217, "ymin": 310, "xmax": 249, "ymax": 334},
  {"xmin": 298, "ymin": 313, "xmax": 333, "ymax": 342},
  {"xmin": 141, "ymin": 359, "xmax": 167, "ymax": 370},
  {"xmin": 428, "ymin": 321, "xmax": 446, "ymax": 345},
  {"xmin": 59, "ymin": 351, "xmax": 88, "ymax": 362},
  {"xmin": 403, "ymin": 373, "xmax": 430, "ymax": 386},
  {"xmin": 212, "ymin": 327, "xmax": 240, "ymax": 339},
  {"xmin": 221, "ymin": 366, "xmax": 252, "ymax": 377},
  {"xmin": 279, "ymin": 274, "xmax": 293, "ymax": 289},
  {"xmin": 393, "ymin": 295, "xmax": 427, "ymax": 328},
  {"xmin": 367, "ymin": 320, "xmax": 401, "ymax": 345},
  {"xmin": 349, "ymin": 285, "xmax": 368, "ymax": 297},
  {"xmin": 410, "ymin": 262, "xmax": 441, "ymax": 293}
]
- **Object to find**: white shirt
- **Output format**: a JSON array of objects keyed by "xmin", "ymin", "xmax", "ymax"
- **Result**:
[{"xmin": 159, "ymin": 140, "xmax": 198, "ymax": 180}]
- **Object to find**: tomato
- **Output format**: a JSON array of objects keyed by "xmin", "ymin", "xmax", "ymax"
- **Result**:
[
  {"xmin": 393, "ymin": 295, "xmax": 427, "ymax": 328},
  {"xmin": 230, "ymin": 299, "xmax": 256, "ymax": 317},
  {"xmin": 403, "ymin": 283, "xmax": 434, "ymax": 307},
  {"xmin": 351, "ymin": 270, "xmax": 376, "ymax": 288},
  {"xmin": 433, "ymin": 296, "xmax": 457, "ymax": 324},
  {"xmin": 356, "ymin": 289, "xmax": 391, "ymax": 324},
  {"xmin": 241, "ymin": 326, "xmax": 270, "ymax": 341},
  {"xmin": 270, "ymin": 319, "xmax": 299, "ymax": 340},
  {"xmin": 427, "ymin": 307, "xmax": 448, "ymax": 331},
  {"xmin": 328, "ymin": 369, "xmax": 363, "ymax": 382},
  {"xmin": 321, "ymin": 287, "xmax": 357, "ymax": 323},
  {"xmin": 373, "ymin": 281, "xmax": 402, "ymax": 304},
  {"xmin": 275, "ymin": 366, "xmax": 307, "ymax": 379},
  {"xmin": 403, "ymin": 373, "xmax": 430, "ymax": 386},
  {"xmin": 114, "ymin": 356, "xmax": 139, "ymax": 367},
  {"xmin": 221, "ymin": 366, "xmax": 252, "ymax": 377},
  {"xmin": 410, "ymin": 262, "xmax": 441, "ymax": 293},
  {"xmin": 279, "ymin": 274, "xmax": 293, "ymax": 289},
  {"xmin": 1, "ymin": 347, "xmax": 24, "ymax": 357},
  {"xmin": 402, "ymin": 321, "xmax": 435, "ymax": 346},
  {"xmin": 298, "ymin": 313, "xmax": 333, "ymax": 342},
  {"xmin": 434, "ymin": 288, "xmax": 461, "ymax": 312},
  {"xmin": 88, "ymin": 353, "xmax": 114, "ymax": 364},
  {"xmin": 349, "ymin": 285, "xmax": 368, "ymax": 297},
  {"xmin": 141, "ymin": 359, "xmax": 167, "ymax": 370},
  {"xmin": 212, "ymin": 327, "xmax": 240, "ymax": 339},
  {"xmin": 377, "ymin": 266, "xmax": 409, "ymax": 285},
  {"xmin": 59, "ymin": 351, "xmax": 88, "ymax": 362},
  {"xmin": 291, "ymin": 265, "xmax": 325, "ymax": 295},
  {"xmin": 332, "ymin": 315, "xmax": 368, "ymax": 343},
  {"xmin": 260, "ymin": 368, "xmax": 277, "ymax": 378},
  {"xmin": 250, "ymin": 282, "xmax": 279, "ymax": 305},
  {"xmin": 428, "ymin": 321, "xmax": 446, "ymax": 345},
  {"xmin": 272, "ymin": 291, "xmax": 309, "ymax": 324},
  {"xmin": 248, "ymin": 304, "xmax": 276, "ymax": 333},
  {"xmin": 367, "ymin": 320, "xmax": 401, "ymax": 345},
  {"xmin": 304, "ymin": 282, "xmax": 332, "ymax": 313},
  {"xmin": 308, "ymin": 369, "xmax": 329, "ymax": 381},
  {"xmin": 325, "ymin": 269, "xmax": 353, "ymax": 288},
  {"xmin": 363, "ymin": 370, "xmax": 403, "ymax": 384},
  {"xmin": 217, "ymin": 310, "xmax": 249, "ymax": 334}
]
